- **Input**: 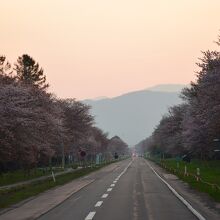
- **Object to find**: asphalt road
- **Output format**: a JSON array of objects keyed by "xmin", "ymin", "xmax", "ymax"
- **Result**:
[{"xmin": 38, "ymin": 158, "xmax": 199, "ymax": 220}]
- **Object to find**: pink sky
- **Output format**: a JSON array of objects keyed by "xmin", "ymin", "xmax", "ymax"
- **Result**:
[{"xmin": 1, "ymin": 0, "xmax": 220, "ymax": 99}]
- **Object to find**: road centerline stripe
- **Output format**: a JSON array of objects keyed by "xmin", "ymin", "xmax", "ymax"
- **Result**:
[
  {"xmin": 84, "ymin": 160, "xmax": 133, "ymax": 220},
  {"xmin": 85, "ymin": 211, "xmax": 96, "ymax": 220},
  {"xmin": 95, "ymin": 201, "xmax": 103, "ymax": 207},
  {"xmin": 102, "ymin": 193, "xmax": 108, "ymax": 198}
]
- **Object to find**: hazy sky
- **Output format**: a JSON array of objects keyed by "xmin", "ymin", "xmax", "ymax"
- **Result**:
[{"xmin": 1, "ymin": 0, "xmax": 220, "ymax": 99}]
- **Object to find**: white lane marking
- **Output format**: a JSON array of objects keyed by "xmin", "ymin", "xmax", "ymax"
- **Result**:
[
  {"xmin": 110, "ymin": 184, "xmax": 115, "ymax": 187},
  {"xmin": 145, "ymin": 161, "xmax": 206, "ymax": 220},
  {"xmin": 118, "ymin": 162, "xmax": 132, "ymax": 177},
  {"xmin": 114, "ymin": 160, "xmax": 133, "ymax": 182},
  {"xmin": 102, "ymin": 193, "xmax": 108, "ymax": 198},
  {"xmin": 113, "ymin": 180, "xmax": 117, "ymax": 183},
  {"xmin": 107, "ymin": 188, "xmax": 112, "ymax": 192},
  {"xmin": 85, "ymin": 211, "xmax": 96, "ymax": 220},
  {"xmin": 95, "ymin": 201, "xmax": 103, "ymax": 207}
]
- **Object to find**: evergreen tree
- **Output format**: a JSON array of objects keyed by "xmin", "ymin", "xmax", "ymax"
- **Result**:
[
  {"xmin": 0, "ymin": 55, "xmax": 15, "ymax": 84},
  {"xmin": 15, "ymin": 54, "xmax": 48, "ymax": 89}
]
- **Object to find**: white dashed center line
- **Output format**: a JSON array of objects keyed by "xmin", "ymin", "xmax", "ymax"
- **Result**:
[
  {"xmin": 95, "ymin": 201, "xmax": 103, "ymax": 207},
  {"xmin": 85, "ymin": 211, "xmax": 96, "ymax": 220},
  {"xmin": 84, "ymin": 160, "xmax": 133, "ymax": 220},
  {"xmin": 102, "ymin": 193, "xmax": 108, "ymax": 198}
]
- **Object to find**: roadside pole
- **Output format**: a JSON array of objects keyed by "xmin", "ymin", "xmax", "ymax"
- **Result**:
[
  {"xmin": 196, "ymin": 168, "xmax": 200, "ymax": 181},
  {"xmin": 184, "ymin": 165, "xmax": 187, "ymax": 176},
  {"xmin": 52, "ymin": 171, "xmax": 56, "ymax": 182}
]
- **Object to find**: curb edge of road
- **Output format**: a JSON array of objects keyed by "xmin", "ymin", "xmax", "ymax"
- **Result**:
[
  {"xmin": 145, "ymin": 160, "xmax": 206, "ymax": 220},
  {"xmin": 0, "ymin": 169, "xmax": 85, "ymax": 216},
  {"xmin": 35, "ymin": 179, "xmax": 95, "ymax": 220},
  {"xmin": 0, "ymin": 177, "xmax": 93, "ymax": 217},
  {"xmin": 36, "ymin": 159, "xmax": 130, "ymax": 220},
  {"xmin": 0, "ymin": 159, "xmax": 131, "ymax": 220}
]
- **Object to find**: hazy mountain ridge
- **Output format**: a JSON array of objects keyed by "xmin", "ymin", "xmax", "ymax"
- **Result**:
[
  {"xmin": 85, "ymin": 84, "xmax": 186, "ymax": 102},
  {"xmin": 147, "ymin": 84, "xmax": 186, "ymax": 92},
  {"xmin": 83, "ymin": 85, "xmax": 184, "ymax": 145}
]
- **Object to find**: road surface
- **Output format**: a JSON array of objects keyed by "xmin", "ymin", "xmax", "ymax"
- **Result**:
[{"xmin": 38, "ymin": 157, "xmax": 201, "ymax": 220}]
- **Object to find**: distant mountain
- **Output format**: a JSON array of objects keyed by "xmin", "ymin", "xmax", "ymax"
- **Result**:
[
  {"xmin": 83, "ymin": 85, "xmax": 184, "ymax": 145},
  {"xmin": 146, "ymin": 84, "xmax": 186, "ymax": 92},
  {"xmin": 90, "ymin": 96, "xmax": 108, "ymax": 101}
]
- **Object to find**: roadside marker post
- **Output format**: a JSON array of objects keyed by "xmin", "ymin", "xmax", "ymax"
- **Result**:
[
  {"xmin": 184, "ymin": 165, "xmax": 187, "ymax": 176},
  {"xmin": 196, "ymin": 168, "xmax": 200, "ymax": 181},
  {"xmin": 52, "ymin": 171, "xmax": 56, "ymax": 182}
]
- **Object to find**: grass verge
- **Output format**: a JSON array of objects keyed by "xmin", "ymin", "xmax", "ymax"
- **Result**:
[
  {"xmin": 0, "ymin": 161, "xmax": 116, "ymax": 209},
  {"xmin": 147, "ymin": 157, "xmax": 220, "ymax": 202},
  {"xmin": 0, "ymin": 167, "xmax": 64, "ymax": 187}
]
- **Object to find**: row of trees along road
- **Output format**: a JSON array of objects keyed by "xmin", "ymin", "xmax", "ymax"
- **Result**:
[
  {"xmin": 136, "ymin": 36, "xmax": 220, "ymax": 160},
  {"xmin": 0, "ymin": 54, "xmax": 129, "ymax": 173}
]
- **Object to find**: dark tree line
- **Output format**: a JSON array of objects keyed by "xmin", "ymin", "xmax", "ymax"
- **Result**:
[
  {"xmin": 137, "ymin": 36, "xmax": 220, "ymax": 159},
  {"xmin": 0, "ymin": 54, "xmax": 128, "ymax": 172}
]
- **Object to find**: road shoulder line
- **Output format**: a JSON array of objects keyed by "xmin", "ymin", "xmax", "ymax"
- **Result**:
[
  {"xmin": 0, "ymin": 179, "xmax": 95, "ymax": 220},
  {"xmin": 145, "ymin": 160, "xmax": 206, "ymax": 220}
]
